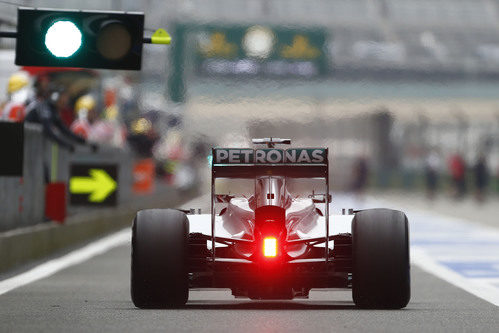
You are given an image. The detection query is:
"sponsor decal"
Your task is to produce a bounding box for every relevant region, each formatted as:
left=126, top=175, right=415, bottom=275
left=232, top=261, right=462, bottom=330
left=214, top=148, right=326, bottom=164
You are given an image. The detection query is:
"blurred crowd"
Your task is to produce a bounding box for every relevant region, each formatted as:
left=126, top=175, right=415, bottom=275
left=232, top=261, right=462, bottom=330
left=349, top=149, right=497, bottom=203
left=0, top=69, right=209, bottom=189
left=0, top=69, right=126, bottom=151
left=423, top=150, right=492, bottom=202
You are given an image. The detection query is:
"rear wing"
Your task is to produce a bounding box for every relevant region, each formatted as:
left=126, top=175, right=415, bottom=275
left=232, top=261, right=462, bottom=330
left=210, top=146, right=331, bottom=262
left=211, top=148, right=328, bottom=178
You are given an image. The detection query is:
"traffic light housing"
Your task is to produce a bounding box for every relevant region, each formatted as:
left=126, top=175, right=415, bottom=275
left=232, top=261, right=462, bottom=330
left=15, top=8, right=145, bottom=70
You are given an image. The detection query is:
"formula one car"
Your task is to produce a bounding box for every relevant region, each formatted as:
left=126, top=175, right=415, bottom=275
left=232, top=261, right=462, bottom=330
left=131, top=138, right=410, bottom=309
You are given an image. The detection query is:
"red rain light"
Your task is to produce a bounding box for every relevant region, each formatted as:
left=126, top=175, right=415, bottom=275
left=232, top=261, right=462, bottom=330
left=263, top=237, right=277, bottom=257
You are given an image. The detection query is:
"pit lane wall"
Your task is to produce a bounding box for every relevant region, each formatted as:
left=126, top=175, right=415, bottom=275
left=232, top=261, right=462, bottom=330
left=0, top=123, right=200, bottom=272
left=0, top=124, right=45, bottom=231
left=0, top=186, right=197, bottom=273
left=0, top=123, right=136, bottom=231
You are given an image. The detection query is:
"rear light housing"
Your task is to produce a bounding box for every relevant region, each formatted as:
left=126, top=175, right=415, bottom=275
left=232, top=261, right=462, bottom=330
left=254, top=205, right=287, bottom=261
left=263, top=237, right=277, bottom=257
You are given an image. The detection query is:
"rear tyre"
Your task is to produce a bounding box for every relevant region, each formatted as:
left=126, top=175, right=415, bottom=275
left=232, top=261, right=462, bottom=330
left=352, top=208, right=410, bottom=309
left=131, top=209, right=189, bottom=308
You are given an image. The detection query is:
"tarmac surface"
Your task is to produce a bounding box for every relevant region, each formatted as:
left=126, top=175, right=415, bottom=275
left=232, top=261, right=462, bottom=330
left=1, top=193, right=498, bottom=332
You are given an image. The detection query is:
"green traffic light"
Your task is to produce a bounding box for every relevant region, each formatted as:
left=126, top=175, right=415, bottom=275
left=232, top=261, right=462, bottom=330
left=44, top=21, right=82, bottom=58
left=16, top=8, right=146, bottom=69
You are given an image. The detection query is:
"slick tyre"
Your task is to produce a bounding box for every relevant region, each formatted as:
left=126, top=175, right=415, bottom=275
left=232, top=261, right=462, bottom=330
left=352, top=208, right=410, bottom=309
left=131, top=209, right=189, bottom=308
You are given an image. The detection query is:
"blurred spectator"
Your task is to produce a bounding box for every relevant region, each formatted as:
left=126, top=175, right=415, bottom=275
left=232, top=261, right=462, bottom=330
left=104, top=88, right=116, bottom=110
left=350, top=156, right=369, bottom=196
left=24, top=89, right=87, bottom=152
left=448, top=153, right=467, bottom=199
left=89, top=89, right=127, bottom=148
left=56, top=90, right=74, bottom=127
left=473, top=154, right=489, bottom=202
left=70, top=95, right=96, bottom=140
left=90, top=105, right=127, bottom=147
left=127, top=117, right=159, bottom=158
left=33, top=75, right=51, bottom=100
left=424, top=149, right=442, bottom=199
left=1, top=72, right=31, bottom=122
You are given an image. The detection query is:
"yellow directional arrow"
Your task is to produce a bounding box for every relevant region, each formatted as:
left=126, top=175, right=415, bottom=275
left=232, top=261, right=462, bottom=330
left=70, top=169, right=117, bottom=203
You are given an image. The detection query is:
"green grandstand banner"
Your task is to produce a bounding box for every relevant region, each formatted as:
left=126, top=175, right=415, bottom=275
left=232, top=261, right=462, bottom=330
left=194, top=25, right=327, bottom=78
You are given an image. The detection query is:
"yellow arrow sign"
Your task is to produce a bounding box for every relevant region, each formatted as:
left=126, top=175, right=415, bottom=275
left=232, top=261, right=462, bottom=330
left=69, top=169, right=117, bottom=203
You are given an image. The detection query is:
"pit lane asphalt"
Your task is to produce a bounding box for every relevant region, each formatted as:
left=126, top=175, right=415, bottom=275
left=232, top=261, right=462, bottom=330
left=1, top=194, right=498, bottom=332
left=1, top=244, right=498, bottom=332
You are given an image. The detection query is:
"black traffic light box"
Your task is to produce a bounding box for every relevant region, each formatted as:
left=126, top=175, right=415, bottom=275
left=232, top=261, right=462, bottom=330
left=15, top=7, right=144, bottom=70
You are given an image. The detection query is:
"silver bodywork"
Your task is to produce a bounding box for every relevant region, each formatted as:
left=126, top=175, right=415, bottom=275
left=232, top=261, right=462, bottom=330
left=188, top=174, right=353, bottom=258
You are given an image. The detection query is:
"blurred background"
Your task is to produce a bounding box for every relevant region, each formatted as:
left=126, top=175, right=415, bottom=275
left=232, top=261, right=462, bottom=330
left=1, top=0, right=498, bottom=232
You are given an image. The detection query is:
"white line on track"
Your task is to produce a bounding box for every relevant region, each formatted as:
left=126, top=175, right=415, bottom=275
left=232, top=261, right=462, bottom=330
left=0, top=193, right=210, bottom=297
left=411, top=248, right=499, bottom=306
left=0, top=228, right=130, bottom=296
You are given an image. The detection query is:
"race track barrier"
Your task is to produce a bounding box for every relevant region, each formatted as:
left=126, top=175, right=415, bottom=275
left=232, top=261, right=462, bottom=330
left=0, top=122, right=176, bottom=231
left=0, top=123, right=45, bottom=231
left=0, top=122, right=200, bottom=273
